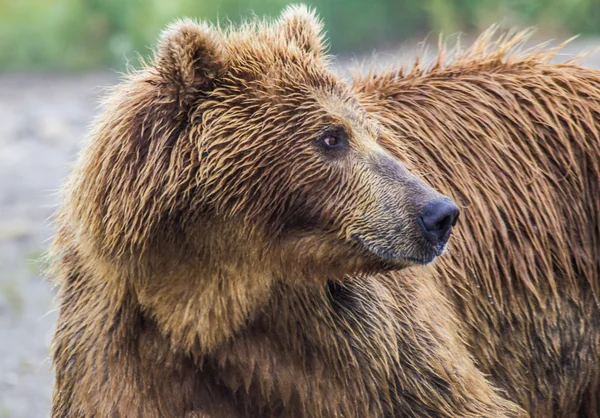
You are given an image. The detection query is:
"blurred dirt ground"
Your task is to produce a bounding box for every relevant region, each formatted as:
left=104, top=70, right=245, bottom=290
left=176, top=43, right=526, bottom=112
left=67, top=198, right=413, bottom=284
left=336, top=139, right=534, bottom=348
left=0, top=72, right=117, bottom=417
left=0, top=39, right=599, bottom=417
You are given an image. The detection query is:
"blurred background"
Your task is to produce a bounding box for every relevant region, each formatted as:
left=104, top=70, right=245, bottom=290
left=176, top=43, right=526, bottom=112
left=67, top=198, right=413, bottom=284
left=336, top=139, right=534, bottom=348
left=2, top=0, right=600, bottom=71
left=1, top=0, right=599, bottom=417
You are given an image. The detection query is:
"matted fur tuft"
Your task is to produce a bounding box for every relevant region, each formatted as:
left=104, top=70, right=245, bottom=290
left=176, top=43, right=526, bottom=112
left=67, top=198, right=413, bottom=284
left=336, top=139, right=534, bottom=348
left=354, top=29, right=600, bottom=417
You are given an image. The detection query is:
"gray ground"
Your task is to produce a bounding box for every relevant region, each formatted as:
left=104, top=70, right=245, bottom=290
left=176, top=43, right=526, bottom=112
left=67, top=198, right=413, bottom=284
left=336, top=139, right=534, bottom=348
left=0, top=39, right=599, bottom=417
left=0, top=73, right=117, bottom=417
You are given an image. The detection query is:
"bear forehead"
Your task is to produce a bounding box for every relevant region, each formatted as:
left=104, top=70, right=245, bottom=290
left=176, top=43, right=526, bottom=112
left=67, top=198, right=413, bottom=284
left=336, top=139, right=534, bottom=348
left=219, top=54, right=367, bottom=128
left=197, top=18, right=378, bottom=140
left=221, top=26, right=335, bottom=82
left=316, top=91, right=376, bottom=134
left=226, top=46, right=338, bottom=91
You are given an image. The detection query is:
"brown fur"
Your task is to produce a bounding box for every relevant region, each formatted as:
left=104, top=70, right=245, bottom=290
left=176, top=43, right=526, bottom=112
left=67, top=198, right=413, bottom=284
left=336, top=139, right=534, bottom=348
left=353, top=30, right=600, bottom=417
left=49, top=7, right=525, bottom=418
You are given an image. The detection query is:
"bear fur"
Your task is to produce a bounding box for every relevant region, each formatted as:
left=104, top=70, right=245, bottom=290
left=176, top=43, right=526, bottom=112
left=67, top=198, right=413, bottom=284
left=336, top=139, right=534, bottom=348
left=49, top=6, right=525, bottom=418
left=354, top=31, right=600, bottom=417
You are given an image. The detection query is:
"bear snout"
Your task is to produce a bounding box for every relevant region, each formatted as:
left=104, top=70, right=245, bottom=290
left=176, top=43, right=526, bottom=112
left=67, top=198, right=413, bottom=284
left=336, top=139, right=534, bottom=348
left=416, top=197, right=460, bottom=250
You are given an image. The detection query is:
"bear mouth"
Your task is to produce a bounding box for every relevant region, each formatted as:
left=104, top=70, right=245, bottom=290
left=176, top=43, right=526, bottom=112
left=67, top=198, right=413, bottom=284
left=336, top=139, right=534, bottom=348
left=351, top=234, right=440, bottom=266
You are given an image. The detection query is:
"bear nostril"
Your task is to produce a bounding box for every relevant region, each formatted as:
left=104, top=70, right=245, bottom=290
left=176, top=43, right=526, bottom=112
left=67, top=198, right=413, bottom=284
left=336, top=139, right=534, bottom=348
left=451, top=211, right=460, bottom=227
left=417, top=198, right=460, bottom=247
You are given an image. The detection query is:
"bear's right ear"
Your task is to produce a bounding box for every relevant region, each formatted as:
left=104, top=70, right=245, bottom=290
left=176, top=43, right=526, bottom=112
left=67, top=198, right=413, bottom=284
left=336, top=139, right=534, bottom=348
left=155, top=19, right=228, bottom=104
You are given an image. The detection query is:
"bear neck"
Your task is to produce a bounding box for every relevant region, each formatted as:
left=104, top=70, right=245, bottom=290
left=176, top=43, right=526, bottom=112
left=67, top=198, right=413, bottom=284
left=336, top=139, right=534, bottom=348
left=131, top=217, right=285, bottom=357
left=130, top=215, right=385, bottom=358
left=52, top=221, right=522, bottom=417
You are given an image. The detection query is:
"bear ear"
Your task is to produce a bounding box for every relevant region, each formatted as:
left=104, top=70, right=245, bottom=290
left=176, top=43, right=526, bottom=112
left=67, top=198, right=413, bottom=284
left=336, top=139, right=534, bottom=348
left=278, top=4, right=326, bottom=56
left=155, top=19, right=228, bottom=103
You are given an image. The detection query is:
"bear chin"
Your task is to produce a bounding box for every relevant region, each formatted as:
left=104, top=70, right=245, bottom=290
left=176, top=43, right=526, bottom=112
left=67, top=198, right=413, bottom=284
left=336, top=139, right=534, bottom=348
left=351, top=233, right=441, bottom=267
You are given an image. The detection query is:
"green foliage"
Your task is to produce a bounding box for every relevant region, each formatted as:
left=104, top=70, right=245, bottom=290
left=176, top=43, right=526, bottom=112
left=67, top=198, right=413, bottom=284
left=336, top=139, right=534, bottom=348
left=1, top=0, right=598, bottom=71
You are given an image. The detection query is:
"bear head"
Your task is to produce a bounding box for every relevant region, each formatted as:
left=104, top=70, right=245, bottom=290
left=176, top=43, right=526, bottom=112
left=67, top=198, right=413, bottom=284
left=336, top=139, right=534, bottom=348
left=65, top=6, right=458, bottom=283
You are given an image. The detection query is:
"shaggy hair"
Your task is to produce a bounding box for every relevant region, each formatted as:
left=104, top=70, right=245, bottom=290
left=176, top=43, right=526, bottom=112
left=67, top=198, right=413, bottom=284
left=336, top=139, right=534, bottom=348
left=48, top=6, right=525, bottom=418
left=354, top=30, right=600, bottom=417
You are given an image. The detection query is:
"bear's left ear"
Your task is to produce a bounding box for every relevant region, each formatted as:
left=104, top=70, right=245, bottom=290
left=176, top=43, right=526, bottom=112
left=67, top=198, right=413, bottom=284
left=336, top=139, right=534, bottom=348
left=155, top=19, right=228, bottom=104
left=278, top=4, right=326, bottom=56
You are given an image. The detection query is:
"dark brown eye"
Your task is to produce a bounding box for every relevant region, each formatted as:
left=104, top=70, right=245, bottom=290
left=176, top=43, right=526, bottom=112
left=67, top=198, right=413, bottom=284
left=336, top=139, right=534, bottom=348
left=322, top=135, right=338, bottom=147
left=317, top=128, right=348, bottom=152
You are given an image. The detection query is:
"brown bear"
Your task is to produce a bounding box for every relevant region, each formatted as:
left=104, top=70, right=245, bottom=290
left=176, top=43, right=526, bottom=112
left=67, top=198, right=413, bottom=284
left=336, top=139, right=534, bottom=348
left=48, top=6, right=525, bottom=418
left=353, top=31, right=600, bottom=417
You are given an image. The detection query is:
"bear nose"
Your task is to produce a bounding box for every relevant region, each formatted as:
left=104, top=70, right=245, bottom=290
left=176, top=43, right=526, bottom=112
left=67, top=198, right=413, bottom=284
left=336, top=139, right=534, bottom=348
left=417, top=198, right=460, bottom=247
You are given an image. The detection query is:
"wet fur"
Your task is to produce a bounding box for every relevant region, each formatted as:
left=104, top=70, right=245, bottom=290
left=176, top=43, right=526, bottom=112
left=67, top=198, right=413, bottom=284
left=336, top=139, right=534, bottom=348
left=354, top=31, right=600, bottom=417
left=49, top=7, right=525, bottom=418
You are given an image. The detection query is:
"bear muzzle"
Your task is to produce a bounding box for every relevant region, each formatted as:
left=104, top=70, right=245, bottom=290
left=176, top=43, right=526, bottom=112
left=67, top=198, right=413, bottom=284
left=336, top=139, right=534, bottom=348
left=417, top=197, right=460, bottom=253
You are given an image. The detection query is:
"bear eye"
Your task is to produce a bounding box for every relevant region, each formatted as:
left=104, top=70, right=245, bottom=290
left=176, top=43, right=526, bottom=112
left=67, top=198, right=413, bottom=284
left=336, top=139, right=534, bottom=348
left=322, top=135, right=338, bottom=147
left=317, top=128, right=348, bottom=152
